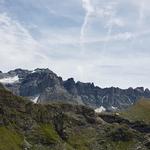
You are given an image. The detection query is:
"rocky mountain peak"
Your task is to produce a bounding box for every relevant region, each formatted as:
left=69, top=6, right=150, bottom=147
left=145, top=88, right=150, bottom=93
left=6, top=68, right=31, bottom=80
left=63, top=78, right=77, bottom=95
left=33, top=68, right=54, bottom=74
left=8, top=68, right=30, bottom=75
left=135, top=87, right=144, bottom=93
left=19, top=68, right=63, bottom=97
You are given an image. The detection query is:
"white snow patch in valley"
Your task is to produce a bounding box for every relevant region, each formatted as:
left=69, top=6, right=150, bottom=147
left=95, top=106, right=106, bottom=113
left=111, top=106, right=117, bottom=110
left=0, top=76, right=19, bottom=84
left=31, top=95, right=40, bottom=103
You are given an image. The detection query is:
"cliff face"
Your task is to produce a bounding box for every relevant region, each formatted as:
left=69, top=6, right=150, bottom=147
left=0, top=68, right=150, bottom=110
left=0, top=87, right=150, bottom=150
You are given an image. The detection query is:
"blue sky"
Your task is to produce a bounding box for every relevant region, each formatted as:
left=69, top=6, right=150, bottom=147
left=0, top=0, right=150, bottom=88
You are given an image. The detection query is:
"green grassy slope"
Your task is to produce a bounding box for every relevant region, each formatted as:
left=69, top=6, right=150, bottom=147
left=0, top=127, right=23, bottom=150
left=121, top=98, right=150, bottom=124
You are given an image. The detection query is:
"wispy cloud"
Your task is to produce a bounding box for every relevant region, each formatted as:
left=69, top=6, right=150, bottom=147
left=80, top=0, right=94, bottom=43
left=0, top=13, right=47, bottom=70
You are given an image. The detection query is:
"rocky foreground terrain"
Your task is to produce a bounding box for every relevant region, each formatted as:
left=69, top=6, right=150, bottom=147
left=0, top=68, right=150, bottom=110
left=0, top=83, right=150, bottom=150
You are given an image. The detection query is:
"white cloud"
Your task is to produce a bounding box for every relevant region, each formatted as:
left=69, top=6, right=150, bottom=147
left=0, top=0, right=150, bottom=89
left=0, top=13, right=47, bottom=71
left=80, top=0, right=94, bottom=43
left=107, top=18, right=125, bottom=27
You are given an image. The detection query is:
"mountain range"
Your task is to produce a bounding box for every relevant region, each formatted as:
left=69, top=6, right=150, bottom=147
left=0, top=68, right=150, bottom=111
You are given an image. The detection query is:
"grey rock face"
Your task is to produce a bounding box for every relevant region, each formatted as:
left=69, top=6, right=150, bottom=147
left=62, top=79, right=150, bottom=109
left=38, top=85, right=80, bottom=104
left=19, top=68, right=62, bottom=96
left=0, top=68, right=84, bottom=105
left=63, top=78, right=78, bottom=96
left=0, top=68, right=150, bottom=110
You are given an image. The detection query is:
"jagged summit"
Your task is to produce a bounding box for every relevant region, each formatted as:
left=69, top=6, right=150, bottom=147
left=0, top=68, right=150, bottom=110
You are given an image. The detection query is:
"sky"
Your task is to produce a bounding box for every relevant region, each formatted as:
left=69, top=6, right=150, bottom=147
left=0, top=0, right=150, bottom=88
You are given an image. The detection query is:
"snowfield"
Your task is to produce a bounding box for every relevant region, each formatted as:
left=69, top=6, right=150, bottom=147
left=0, top=76, right=19, bottom=84
left=95, top=106, right=106, bottom=113
left=31, top=95, right=40, bottom=103
left=111, top=106, right=117, bottom=110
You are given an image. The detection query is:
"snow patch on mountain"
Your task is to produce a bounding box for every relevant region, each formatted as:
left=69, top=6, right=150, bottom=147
left=31, top=95, right=40, bottom=103
left=111, top=106, right=117, bottom=110
left=0, top=76, right=19, bottom=84
left=95, top=106, right=106, bottom=113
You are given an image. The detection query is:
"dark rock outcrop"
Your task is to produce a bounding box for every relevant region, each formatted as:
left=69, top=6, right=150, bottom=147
left=63, top=78, right=77, bottom=95
left=99, top=113, right=150, bottom=133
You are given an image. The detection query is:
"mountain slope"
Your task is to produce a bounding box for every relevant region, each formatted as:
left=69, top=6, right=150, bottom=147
left=121, top=98, right=150, bottom=124
left=0, top=87, right=150, bottom=150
